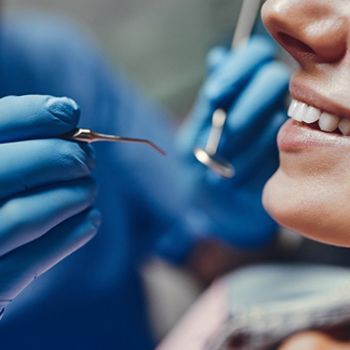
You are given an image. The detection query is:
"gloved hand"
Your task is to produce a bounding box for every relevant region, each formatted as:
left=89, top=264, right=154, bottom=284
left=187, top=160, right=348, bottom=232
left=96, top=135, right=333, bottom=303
left=157, top=37, right=290, bottom=262
left=0, top=95, right=100, bottom=318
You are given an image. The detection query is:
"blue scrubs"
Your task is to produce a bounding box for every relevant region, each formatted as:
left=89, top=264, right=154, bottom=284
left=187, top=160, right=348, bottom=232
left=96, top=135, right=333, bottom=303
left=0, top=17, right=194, bottom=349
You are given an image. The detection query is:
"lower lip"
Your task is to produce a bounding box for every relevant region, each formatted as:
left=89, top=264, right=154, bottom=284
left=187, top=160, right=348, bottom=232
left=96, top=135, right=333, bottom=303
left=277, top=119, right=347, bottom=152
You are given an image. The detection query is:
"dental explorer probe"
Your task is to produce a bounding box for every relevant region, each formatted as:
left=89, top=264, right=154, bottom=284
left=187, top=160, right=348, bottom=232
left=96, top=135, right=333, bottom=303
left=194, top=0, right=262, bottom=178
left=64, top=128, right=166, bottom=156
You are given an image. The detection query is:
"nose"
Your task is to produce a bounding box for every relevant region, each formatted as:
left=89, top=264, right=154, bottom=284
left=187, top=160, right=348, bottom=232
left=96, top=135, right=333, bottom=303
left=262, top=0, right=349, bottom=65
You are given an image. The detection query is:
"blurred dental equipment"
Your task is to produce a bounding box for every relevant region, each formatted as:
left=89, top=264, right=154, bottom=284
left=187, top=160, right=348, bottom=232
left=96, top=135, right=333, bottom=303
left=194, top=0, right=262, bottom=178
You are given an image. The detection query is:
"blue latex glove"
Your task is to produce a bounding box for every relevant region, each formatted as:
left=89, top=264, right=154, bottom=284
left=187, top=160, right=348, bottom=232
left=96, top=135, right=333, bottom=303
left=0, top=95, right=100, bottom=318
left=157, top=37, right=290, bottom=262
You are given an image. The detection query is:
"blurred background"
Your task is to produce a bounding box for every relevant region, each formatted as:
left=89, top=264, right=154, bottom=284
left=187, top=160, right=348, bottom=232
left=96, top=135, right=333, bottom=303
left=5, top=0, right=243, bottom=118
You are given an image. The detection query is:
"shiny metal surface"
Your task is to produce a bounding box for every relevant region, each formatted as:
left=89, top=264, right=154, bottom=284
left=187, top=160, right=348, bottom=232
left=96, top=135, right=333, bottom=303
left=194, top=148, right=234, bottom=178
left=64, top=128, right=166, bottom=155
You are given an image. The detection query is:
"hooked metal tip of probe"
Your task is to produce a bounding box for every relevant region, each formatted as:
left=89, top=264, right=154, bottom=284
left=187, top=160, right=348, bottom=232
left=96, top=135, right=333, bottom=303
left=137, top=140, right=166, bottom=156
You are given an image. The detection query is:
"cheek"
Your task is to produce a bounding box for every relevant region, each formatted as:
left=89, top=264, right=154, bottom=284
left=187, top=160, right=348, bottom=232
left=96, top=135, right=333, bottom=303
left=263, top=167, right=350, bottom=247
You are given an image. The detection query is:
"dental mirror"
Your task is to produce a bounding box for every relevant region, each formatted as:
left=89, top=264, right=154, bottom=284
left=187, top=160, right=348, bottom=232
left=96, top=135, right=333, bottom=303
left=194, top=0, right=262, bottom=178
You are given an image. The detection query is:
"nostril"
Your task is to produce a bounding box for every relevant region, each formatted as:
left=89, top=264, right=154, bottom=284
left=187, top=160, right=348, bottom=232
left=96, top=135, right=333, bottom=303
left=277, top=32, right=316, bottom=56
left=262, top=0, right=348, bottom=65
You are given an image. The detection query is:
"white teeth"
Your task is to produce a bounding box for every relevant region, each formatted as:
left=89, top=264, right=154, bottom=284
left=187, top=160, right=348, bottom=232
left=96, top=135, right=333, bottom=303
left=287, top=98, right=350, bottom=135
left=339, top=119, right=350, bottom=136
left=319, top=112, right=340, bottom=132
left=303, top=106, right=321, bottom=124
left=288, top=100, right=298, bottom=119
left=293, top=101, right=307, bottom=122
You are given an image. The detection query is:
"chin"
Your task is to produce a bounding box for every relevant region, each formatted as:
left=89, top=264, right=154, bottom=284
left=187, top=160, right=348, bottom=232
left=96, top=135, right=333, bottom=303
left=263, top=167, right=350, bottom=248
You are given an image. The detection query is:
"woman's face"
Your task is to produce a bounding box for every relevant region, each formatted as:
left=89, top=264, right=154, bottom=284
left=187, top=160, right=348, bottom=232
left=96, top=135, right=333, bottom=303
left=262, top=0, right=350, bottom=246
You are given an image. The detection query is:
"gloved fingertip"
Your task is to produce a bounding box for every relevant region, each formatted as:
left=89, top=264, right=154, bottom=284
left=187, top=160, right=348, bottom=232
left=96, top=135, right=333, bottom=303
left=73, top=209, right=101, bottom=248
left=59, top=208, right=102, bottom=252
left=79, top=142, right=97, bottom=171
left=87, top=178, right=99, bottom=202
left=88, top=208, right=102, bottom=230
left=73, top=176, right=99, bottom=204
left=207, top=47, right=229, bottom=72
left=46, top=96, right=80, bottom=126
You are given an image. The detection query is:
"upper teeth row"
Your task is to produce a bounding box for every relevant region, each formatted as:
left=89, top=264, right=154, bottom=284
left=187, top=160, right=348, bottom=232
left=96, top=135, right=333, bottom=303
left=288, top=99, right=350, bottom=136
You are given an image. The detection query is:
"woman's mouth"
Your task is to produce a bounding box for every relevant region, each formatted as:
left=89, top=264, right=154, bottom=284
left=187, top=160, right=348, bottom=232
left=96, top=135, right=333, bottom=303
left=278, top=98, right=350, bottom=152
left=288, top=99, right=350, bottom=135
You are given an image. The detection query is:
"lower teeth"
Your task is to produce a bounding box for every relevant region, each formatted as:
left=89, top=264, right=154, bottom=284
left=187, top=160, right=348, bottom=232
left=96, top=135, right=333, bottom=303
left=298, top=121, right=342, bottom=135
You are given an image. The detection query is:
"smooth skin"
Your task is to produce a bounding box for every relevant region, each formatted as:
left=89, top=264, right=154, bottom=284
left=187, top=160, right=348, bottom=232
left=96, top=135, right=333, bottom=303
left=262, top=0, right=350, bottom=348
left=0, top=95, right=100, bottom=314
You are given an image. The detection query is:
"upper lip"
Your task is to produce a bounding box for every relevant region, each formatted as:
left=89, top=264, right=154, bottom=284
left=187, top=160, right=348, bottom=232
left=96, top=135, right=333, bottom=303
left=290, top=79, right=350, bottom=120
